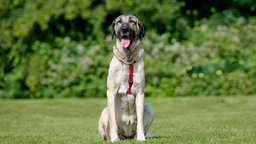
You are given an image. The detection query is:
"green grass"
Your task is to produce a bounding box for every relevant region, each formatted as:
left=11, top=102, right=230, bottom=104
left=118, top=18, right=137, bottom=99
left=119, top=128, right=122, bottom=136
left=0, top=97, right=256, bottom=144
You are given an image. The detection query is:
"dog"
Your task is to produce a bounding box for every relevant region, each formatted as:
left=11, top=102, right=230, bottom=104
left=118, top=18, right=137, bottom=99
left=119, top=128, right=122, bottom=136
left=98, top=14, right=154, bottom=142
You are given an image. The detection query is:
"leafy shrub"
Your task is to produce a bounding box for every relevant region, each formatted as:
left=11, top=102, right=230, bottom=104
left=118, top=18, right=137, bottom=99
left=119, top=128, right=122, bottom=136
left=1, top=17, right=256, bottom=98
left=143, top=17, right=256, bottom=96
left=1, top=0, right=256, bottom=98
left=0, top=0, right=185, bottom=98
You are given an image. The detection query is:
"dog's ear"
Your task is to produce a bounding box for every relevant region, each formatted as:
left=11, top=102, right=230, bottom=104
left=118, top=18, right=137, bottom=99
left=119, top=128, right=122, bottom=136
left=111, top=20, right=116, bottom=40
left=138, top=21, right=145, bottom=40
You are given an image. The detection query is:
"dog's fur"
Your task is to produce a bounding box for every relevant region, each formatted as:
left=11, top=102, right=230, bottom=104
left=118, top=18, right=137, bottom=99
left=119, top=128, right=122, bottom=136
left=98, top=14, right=154, bottom=142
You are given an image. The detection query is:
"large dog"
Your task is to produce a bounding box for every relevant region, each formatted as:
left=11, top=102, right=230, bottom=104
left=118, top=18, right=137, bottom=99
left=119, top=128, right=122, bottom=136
left=98, top=14, right=154, bottom=142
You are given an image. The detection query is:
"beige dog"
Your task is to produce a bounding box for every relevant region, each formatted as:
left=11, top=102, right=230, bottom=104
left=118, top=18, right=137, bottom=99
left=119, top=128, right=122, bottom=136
left=98, top=14, right=154, bottom=142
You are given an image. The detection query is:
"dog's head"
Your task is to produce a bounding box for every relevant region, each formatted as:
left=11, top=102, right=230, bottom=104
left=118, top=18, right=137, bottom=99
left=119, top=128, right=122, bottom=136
left=112, top=14, right=145, bottom=49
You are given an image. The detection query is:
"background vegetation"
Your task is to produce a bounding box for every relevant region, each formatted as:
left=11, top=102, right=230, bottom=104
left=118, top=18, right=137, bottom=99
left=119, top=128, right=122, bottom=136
left=1, top=0, right=256, bottom=98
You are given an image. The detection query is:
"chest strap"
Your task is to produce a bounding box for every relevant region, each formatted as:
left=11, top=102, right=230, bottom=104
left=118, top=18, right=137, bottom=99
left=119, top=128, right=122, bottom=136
left=126, top=64, right=134, bottom=94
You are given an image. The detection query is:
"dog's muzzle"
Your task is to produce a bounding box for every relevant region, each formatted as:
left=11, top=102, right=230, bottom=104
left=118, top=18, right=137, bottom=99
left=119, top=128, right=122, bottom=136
left=119, top=24, right=131, bottom=48
left=121, top=24, right=129, bottom=35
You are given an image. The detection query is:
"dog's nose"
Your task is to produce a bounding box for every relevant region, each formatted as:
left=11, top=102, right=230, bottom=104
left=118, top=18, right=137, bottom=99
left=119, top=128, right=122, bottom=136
left=121, top=24, right=129, bottom=31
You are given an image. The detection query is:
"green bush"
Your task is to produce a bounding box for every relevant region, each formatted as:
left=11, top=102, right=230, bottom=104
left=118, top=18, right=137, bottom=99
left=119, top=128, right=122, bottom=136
left=0, top=0, right=184, bottom=98
left=1, top=0, right=256, bottom=98
left=2, top=37, right=112, bottom=98
left=143, top=17, right=256, bottom=96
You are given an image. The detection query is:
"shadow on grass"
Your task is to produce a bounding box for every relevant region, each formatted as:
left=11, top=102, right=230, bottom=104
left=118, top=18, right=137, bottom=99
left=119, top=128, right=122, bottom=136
left=93, top=136, right=171, bottom=143
left=151, top=135, right=172, bottom=140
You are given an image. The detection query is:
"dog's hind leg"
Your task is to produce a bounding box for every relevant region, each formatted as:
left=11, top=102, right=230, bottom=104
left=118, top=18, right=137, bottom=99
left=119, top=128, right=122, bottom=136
left=98, top=107, right=110, bottom=141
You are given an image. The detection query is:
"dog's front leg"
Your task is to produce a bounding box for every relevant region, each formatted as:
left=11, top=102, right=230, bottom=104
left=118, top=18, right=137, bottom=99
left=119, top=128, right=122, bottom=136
left=136, top=92, right=146, bottom=141
left=107, top=90, right=120, bottom=142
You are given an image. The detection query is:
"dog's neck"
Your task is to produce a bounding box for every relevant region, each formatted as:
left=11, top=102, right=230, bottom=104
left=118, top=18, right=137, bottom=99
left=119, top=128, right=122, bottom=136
left=113, top=40, right=143, bottom=64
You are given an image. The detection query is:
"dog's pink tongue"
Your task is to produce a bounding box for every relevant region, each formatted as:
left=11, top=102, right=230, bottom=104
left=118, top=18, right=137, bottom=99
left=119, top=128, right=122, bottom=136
left=121, top=38, right=130, bottom=48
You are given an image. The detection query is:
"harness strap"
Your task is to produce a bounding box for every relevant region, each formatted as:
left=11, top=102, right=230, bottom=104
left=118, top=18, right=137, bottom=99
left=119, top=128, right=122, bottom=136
left=126, top=64, right=134, bottom=94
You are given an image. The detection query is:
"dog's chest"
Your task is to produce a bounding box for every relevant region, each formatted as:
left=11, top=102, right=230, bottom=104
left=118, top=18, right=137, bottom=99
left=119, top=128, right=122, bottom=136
left=116, top=65, right=143, bottom=95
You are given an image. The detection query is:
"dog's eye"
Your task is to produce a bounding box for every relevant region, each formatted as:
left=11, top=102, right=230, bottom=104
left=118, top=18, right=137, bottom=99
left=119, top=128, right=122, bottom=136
left=129, top=20, right=136, bottom=24
left=117, top=20, right=122, bottom=25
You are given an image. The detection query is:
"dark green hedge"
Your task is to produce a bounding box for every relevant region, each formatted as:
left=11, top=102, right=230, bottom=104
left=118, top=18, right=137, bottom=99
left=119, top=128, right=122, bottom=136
left=1, top=0, right=256, bottom=98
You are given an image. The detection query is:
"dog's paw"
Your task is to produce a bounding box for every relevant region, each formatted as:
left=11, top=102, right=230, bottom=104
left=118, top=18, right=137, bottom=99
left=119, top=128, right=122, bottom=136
left=110, top=134, right=120, bottom=142
left=137, top=134, right=146, bottom=141
left=110, top=138, right=120, bottom=142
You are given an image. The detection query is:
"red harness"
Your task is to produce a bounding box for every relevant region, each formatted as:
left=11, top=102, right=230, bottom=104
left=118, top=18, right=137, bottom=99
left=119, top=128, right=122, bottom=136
left=126, top=64, right=134, bottom=94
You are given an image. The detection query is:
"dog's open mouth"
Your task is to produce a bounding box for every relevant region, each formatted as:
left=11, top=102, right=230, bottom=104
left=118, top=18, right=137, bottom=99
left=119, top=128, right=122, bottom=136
left=120, top=37, right=131, bottom=48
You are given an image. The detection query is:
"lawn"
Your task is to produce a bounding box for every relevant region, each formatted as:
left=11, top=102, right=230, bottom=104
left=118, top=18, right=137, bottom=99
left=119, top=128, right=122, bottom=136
left=0, top=96, right=256, bottom=144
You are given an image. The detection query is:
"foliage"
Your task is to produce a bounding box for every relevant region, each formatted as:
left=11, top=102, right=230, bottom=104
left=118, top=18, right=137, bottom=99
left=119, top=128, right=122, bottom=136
left=180, top=0, right=256, bottom=24
left=1, top=37, right=113, bottom=98
left=105, top=0, right=186, bottom=35
left=1, top=0, right=256, bottom=98
left=144, top=17, right=256, bottom=96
